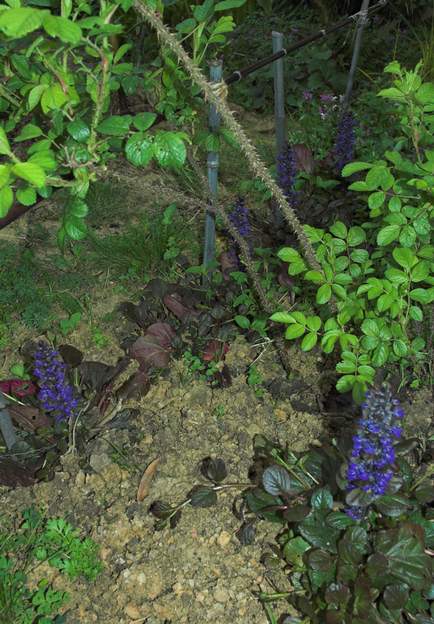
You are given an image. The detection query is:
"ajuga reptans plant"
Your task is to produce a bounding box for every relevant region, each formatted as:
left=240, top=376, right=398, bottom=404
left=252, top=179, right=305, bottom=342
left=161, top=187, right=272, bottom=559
left=150, top=383, right=434, bottom=623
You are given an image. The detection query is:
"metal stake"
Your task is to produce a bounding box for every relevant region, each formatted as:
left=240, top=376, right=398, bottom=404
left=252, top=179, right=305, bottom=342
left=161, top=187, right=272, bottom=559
left=203, top=59, right=223, bottom=283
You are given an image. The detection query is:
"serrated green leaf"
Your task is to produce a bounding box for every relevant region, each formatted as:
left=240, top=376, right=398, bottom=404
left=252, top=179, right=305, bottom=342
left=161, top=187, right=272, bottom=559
left=12, top=162, right=46, bottom=187
left=0, top=185, right=13, bottom=217
left=98, top=115, right=132, bottom=136
left=0, top=7, right=43, bottom=37
left=43, top=14, right=82, bottom=44
left=410, top=288, right=434, bottom=304
left=153, top=131, right=187, bottom=169
left=16, top=186, right=36, bottom=206
left=15, top=123, right=43, bottom=142
left=67, top=119, right=90, bottom=143
left=125, top=133, right=154, bottom=167
left=133, top=112, right=157, bottom=131
left=329, top=221, right=347, bottom=239
left=377, top=224, right=400, bottom=246
left=393, top=247, right=416, bottom=269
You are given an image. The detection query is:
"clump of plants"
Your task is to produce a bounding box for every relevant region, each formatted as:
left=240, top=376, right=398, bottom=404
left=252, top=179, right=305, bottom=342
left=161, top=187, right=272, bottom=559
left=272, top=61, right=434, bottom=401
left=149, top=383, right=434, bottom=623
left=0, top=506, right=102, bottom=624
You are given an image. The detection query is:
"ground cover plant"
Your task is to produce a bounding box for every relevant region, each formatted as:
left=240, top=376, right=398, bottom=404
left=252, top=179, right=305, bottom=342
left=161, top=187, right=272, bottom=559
left=0, top=0, right=433, bottom=623
left=0, top=506, right=102, bottom=623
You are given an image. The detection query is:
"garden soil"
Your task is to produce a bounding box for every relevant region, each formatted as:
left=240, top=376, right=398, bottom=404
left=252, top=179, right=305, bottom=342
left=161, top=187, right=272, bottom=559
left=1, top=335, right=432, bottom=624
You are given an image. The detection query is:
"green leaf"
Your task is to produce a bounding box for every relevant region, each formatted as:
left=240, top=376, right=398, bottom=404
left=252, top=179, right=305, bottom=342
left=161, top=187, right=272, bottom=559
left=416, top=82, right=434, bottom=105
left=376, top=526, right=431, bottom=590
left=215, top=0, right=246, bottom=9
left=393, top=247, right=416, bottom=270
left=347, top=226, right=366, bottom=247
left=40, top=84, right=68, bottom=112
left=288, top=259, right=307, bottom=275
left=338, top=526, right=369, bottom=582
left=316, top=283, right=332, bottom=304
left=283, top=536, right=310, bottom=564
left=411, top=261, right=430, bottom=283
left=263, top=465, right=300, bottom=496
left=125, top=133, right=154, bottom=167
left=300, top=510, right=340, bottom=553
left=311, top=488, right=333, bottom=511
left=0, top=7, right=43, bottom=37
left=341, top=161, right=372, bottom=176
left=16, top=186, right=37, bottom=206
left=192, top=0, right=214, bottom=21
left=97, top=115, right=132, bottom=136
left=410, top=288, right=434, bottom=304
left=43, top=15, right=82, bottom=44
left=329, top=221, right=347, bottom=239
left=377, top=224, right=400, bottom=246
left=305, top=270, right=324, bottom=283
left=374, top=495, right=409, bottom=517
left=67, top=119, right=90, bottom=143
left=366, top=165, right=394, bottom=191
left=189, top=485, right=217, bottom=507
left=270, top=312, right=296, bottom=324
left=12, top=162, right=46, bottom=187
left=336, top=359, right=356, bottom=374
left=28, top=150, right=56, bottom=171
left=175, top=17, right=197, bottom=33
left=234, top=315, right=250, bottom=329
left=285, top=323, right=305, bottom=339
left=301, top=332, right=317, bottom=351
left=385, top=267, right=408, bottom=285
left=133, top=112, right=157, bottom=131
left=388, top=196, right=402, bottom=212
left=64, top=215, right=87, bottom=240
left=153, top=131, right=187, bottom=169
left=28, top=85, right=47, bottom=111
left=368, top=190, right=386, bottom=211
left=0, top=127, right=11, bottom=156
left=68, top=197, right=88, bottom=218
left=0, top=186, right=13, bottom=218
left=277, top=247, right=300, bottom=263
left=15, top=123, right=43, bottom=142
left=377, top=86, right=405, bottom=101
left=409, top=306, right=423, bottom=321
left=306, top=316, right=321, bottom=331
left=336, top=375, right=355, bottom=393
left=399, top=224, right=416, bottom=248
left=392, top=339, right=408, bottom=357
left=0, top=165, right=10, bottom=188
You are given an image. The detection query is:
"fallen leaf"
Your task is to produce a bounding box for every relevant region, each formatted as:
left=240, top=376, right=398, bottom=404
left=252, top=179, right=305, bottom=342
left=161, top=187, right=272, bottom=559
left=137, top=457, right=160, bottom=502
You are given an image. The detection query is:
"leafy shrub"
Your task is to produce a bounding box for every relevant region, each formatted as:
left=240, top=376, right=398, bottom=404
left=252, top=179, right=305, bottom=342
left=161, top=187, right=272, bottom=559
left=272, top=61, right=434, bottom=401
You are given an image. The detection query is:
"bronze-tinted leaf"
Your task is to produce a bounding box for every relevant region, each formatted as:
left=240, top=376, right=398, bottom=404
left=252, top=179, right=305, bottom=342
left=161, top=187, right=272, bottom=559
left=117, top=370, right=150, bottom=401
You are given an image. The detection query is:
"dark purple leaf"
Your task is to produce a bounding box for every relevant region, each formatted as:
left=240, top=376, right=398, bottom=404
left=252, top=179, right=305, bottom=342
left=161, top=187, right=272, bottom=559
left=58, top=344, right=83, bottom=368
left=117, top=370, right=150, bottom=400
left=129, top=322, right=175, bottom=369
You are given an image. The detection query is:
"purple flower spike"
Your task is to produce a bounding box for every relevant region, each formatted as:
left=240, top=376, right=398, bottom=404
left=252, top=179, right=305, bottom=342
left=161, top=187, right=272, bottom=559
left=229, top=197, right=250, bottom=239
left=334, top=112, right=357, bottom=173
left=33, top=342, right=78, bottom=422
left=345, top=384, right=404, bottom=519
left=277, top=143, right=298, bottom=204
